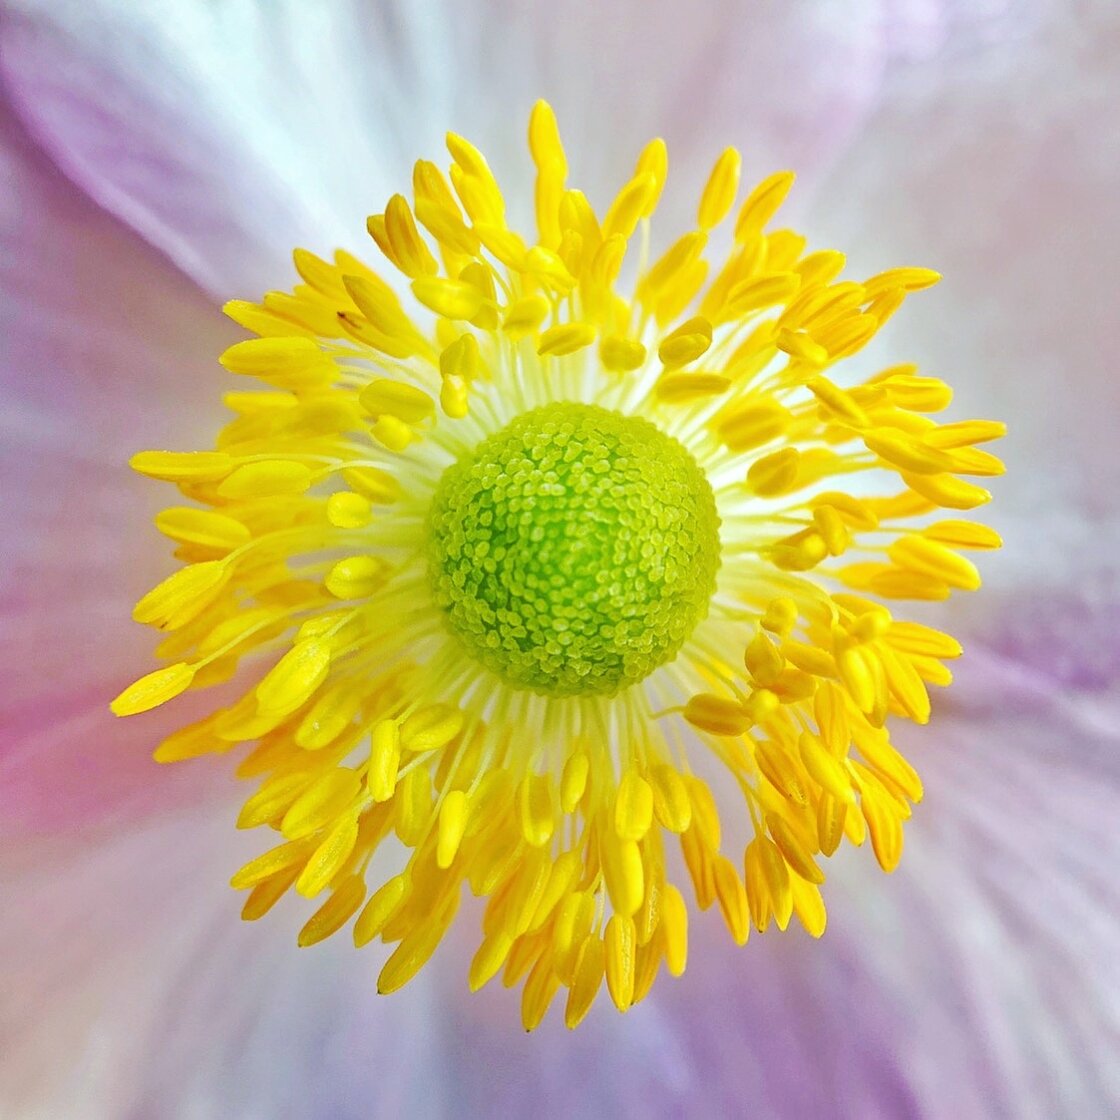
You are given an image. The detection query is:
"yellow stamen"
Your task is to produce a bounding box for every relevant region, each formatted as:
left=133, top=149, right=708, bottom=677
left=114, top=101, right=1003, bottom=1030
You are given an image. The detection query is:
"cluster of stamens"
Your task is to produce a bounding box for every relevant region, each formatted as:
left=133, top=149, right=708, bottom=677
left=113, top=101, right=1003, bottom=1030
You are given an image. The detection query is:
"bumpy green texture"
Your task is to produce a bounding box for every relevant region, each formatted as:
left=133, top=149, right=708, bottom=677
left=427, top=403, right=720, bottom=696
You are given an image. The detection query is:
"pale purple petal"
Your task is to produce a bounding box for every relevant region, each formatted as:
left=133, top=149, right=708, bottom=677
left=0, top=0, right=902, bottom=297
left=450, top=637, right=1120, bottom=1118
left=0, top=0, right=395, bottom=295
left=0, top=810, right=443, bottom=1118
left=1, top=0, right=1118, bottom=1117
left=810, top=0, right=1120, bottom=580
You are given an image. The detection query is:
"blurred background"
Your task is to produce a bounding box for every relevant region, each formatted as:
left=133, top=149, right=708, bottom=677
left=1, top=1, right=1118, bottom=1117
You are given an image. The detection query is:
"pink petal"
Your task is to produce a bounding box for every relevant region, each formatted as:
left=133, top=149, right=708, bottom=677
left=0, top=93, right=236, bottom=826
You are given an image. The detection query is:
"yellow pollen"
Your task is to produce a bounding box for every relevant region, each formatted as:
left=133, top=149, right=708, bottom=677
left=114, top=99, right=1004, bottom=1030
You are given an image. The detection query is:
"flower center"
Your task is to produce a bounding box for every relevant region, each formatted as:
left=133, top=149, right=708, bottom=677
left=427, top=402, right=721, bottom=697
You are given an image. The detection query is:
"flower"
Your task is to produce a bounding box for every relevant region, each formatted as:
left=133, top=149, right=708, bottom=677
left=3, top=2, right=1119, bottom=1116
left=111, top=100, right=1002, bottom=1028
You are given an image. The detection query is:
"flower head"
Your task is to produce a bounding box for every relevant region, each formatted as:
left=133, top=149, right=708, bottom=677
left=113, top=100, right=1003, bottom=1029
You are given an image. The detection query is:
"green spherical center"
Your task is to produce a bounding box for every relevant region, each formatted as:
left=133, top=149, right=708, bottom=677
left=426, top=402, right=720, bottom=697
